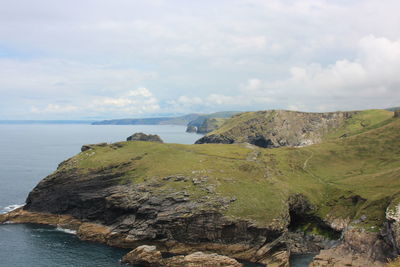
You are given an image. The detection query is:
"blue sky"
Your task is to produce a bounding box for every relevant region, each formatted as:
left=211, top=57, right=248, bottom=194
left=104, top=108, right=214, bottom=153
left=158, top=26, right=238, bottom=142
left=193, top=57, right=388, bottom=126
left=1, top=0, right=400, bottom=119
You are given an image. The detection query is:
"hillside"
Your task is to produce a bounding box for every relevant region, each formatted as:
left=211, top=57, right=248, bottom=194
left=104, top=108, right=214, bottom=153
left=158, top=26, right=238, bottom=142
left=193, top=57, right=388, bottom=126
left=92, top=113, right=200, bottom=125
left=196, top=109, right=394, bottom=147
left=1, top=109, right=400, bottom=266
left=186, top=111, right=240, bottom=133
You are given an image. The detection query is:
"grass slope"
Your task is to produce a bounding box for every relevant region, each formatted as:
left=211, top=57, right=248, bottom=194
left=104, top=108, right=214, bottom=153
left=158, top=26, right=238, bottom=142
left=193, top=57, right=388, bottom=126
left=60, top=113, right=400, bottom=231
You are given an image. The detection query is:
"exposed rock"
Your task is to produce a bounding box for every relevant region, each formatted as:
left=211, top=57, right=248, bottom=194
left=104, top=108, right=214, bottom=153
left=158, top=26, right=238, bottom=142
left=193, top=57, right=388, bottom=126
left=384, top=199, right=400, bottom=255
left=23, top=165, right=284, bottom=263
left=196, top=118, right=228, bottom=134
left=165, top=251, right=243, bottom=267
left=81, top=142, right=107, bottom=152
left=122, top=245, right=163, bottom=267
left=126, top=132, right=163, bottom=143
left=123, top=246, right=244, bottom=267
left=186, top=125, right=198, bottom=133
left=196, top=110, right=356, bottom=147
left=195, top=134, right=234, bottom=144
left=394, top=110, right=400, bottom=118
left=186, top=111, right=240, bottom=134
left=310, top=228, right=393, bottom=267
left=258, top=250, right=289, bottom=267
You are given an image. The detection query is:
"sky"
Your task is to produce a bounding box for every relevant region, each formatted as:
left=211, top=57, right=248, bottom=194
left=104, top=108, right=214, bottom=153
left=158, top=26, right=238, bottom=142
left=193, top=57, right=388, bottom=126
left=1, top=0, right=400, bottom=119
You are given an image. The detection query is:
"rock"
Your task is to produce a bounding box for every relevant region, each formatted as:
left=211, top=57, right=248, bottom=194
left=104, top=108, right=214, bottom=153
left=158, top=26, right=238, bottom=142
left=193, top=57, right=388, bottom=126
left=196, top=118, right=228, bottom=134
left=195, top=134, right=234, bottom=144
left=258, top=250, right=289, bottom=267
left=0, top=208, right=82, bottom=231
left=77, top=223, right=112, bottom=243
left=121, top=245, right=163, bottom=267
left=186, top=125, right=198, bottom=133
left=126, top=132, right=163, bottom=143
left=122, top=246, right=243, bottom=267
left=394, top=110, right=400, bottom=118
left=81, top=142, right=107, bottom=152
left=165, top=251, right=243, bottom=267
left=309, top=228, right=391, bottom=267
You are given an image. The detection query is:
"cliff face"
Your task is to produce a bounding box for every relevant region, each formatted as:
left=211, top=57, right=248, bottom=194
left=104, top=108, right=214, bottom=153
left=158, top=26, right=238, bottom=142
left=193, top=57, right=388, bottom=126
left=196, top=109, right=393, bottom=148
left=186, top=111, right=240, bottom=134
left=2, top=109, right=400, bottom=266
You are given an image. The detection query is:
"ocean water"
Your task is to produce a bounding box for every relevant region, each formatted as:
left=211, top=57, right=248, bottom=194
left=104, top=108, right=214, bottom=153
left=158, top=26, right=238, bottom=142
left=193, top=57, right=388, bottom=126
left=0, top=124, right=201, bottom=267
left=0, top=124, right=312, bottom=267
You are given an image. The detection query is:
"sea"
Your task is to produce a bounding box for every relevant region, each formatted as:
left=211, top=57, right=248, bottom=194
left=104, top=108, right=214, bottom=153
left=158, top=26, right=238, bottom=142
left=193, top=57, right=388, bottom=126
left=0, top=123, right=313, bottom=267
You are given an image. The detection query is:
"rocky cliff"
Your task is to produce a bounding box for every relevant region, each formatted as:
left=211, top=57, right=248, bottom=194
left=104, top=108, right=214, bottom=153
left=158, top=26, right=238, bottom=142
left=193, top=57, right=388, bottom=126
left=1, top=109, right=400, bottom=266
left=196, top=109, right=393, bottom=148
left=186, top=111, right=240, bottom=134
left=126, top=132, right=163, bottom=143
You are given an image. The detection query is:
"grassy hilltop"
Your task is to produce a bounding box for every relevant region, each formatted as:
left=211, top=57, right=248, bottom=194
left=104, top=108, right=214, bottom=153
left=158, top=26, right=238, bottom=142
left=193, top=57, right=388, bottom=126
left=59, top=109, right=399, bottom=231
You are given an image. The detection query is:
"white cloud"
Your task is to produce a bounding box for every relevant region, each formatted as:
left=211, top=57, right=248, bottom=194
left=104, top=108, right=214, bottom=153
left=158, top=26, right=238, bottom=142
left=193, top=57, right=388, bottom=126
left=1, top=1, right=400, bottom=118
left=173, top=35, right=400, bottom=112
left=31, top=104, right=79, bottom=114
left=30, top=87, right=160, bottom=116
left=91, top=88, right=160, bottom=114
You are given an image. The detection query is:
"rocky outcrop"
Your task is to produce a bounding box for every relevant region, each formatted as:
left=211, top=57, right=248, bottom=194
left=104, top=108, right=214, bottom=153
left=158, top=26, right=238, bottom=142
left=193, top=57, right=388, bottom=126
left=122, top=246, right=243, bottom=267
left=394, top=110, right=400, bottom=118
left=196, top=110, right=356, bottom=147
left=22, top=163, right=285, bottom=264
left=186, top=125, right=198, bottom=133
left=196, top=118, right=228, bottom=134
left=126, top=132, right=163, bottom=143
left=165, top=251, right=243, bottom=267
left=121, top=245, right=163, bottom=267
left=186, top=112, right=240, bottom=134
left=310, top=229, right=391, bottom=267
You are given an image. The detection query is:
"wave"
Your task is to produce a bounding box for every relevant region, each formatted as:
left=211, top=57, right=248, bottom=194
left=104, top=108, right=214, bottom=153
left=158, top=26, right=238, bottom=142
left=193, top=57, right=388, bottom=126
left=0, top=204, right=24, bottom=214
left=55, top=227, right=77, bottom=235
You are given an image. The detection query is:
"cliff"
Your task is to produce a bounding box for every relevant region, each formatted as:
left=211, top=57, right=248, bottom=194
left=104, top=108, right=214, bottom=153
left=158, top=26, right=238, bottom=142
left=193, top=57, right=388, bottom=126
left=195, top=109, right=393, bottom=147
left=1, top=109, right=400, bottom=266
left=186, top=111, right=240, bottom=134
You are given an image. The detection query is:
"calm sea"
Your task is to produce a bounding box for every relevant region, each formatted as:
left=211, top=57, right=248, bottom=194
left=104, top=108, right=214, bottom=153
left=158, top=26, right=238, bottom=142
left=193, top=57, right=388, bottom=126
left=0, top=124, right=310, bottom=267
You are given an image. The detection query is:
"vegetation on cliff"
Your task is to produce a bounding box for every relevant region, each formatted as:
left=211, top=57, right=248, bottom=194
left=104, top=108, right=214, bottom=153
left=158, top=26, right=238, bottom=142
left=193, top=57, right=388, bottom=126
left=36, top=109, right=399, bottom=231
left=196, top=109, right=393, bottom=148
left=11, top=108, right=399, bottom=265
left=186, top=111, right=240, bottom=133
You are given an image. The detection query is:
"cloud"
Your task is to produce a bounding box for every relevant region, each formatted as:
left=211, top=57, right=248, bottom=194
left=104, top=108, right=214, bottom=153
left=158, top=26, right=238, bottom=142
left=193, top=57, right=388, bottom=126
left=173, top=35, right=400, bottom=112
left=0, top=1, right=400, bottom=118
left=91, top=88, right=160, bottom=114
left=30, top=87, right=160, bottom=117
left=31, top=104, right=79, bottom=114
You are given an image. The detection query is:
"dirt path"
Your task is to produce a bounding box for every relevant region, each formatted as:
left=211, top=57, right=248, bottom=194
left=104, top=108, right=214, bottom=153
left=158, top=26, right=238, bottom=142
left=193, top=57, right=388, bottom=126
left=244, top=143, right=260, bottom=161
left=303, top=150, right=314, bottom=170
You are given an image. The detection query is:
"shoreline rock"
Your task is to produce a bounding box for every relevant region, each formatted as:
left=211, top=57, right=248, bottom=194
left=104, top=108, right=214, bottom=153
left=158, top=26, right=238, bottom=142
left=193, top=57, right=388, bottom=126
left=1, top=207, right=398, bottom=267
left=122, top=245, right=243, bottom=267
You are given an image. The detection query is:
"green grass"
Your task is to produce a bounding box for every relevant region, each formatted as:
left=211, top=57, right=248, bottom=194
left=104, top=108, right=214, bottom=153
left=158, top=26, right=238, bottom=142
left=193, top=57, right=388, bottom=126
left=58, top=114, right=400, bottom=230
left=323, top=109, right=394, bottom=139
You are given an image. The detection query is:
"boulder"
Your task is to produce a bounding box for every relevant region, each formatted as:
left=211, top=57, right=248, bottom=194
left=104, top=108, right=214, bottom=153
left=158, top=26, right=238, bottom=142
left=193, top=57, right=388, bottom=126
left=165, top=251, right=243, bottom=267
left=121, top=245, right=163, bottom=267
left=126, top=132, right=163, bottom=143
left=122, top=246, right=243, bottom=267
